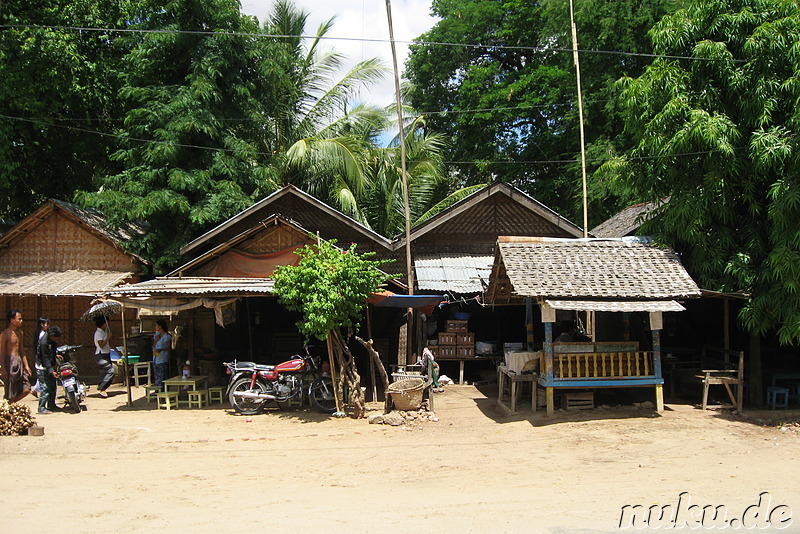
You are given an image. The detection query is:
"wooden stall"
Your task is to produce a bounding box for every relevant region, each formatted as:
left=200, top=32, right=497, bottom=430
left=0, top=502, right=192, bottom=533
left=486, top=237, right=702, bottom=415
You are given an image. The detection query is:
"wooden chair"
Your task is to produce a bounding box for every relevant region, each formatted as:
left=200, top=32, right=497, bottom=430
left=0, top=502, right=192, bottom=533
left=700, top=346, right=744, bottom=414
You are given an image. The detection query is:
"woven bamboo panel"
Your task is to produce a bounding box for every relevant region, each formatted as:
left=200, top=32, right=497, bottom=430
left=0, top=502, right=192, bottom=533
left=238, top=224, right=311, bottom=255
left=0, top=213, right=133, bottom=271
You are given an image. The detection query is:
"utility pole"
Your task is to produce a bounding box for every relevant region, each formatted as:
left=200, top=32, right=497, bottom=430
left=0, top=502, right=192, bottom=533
left=385, top=0, right=414, bottom=367
left=569, top=0, right=589, bottom=238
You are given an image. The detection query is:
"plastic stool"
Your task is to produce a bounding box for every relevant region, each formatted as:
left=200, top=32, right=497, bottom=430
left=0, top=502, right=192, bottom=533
left=207, top=386, right=225, bottom=404
left=157, top=391, right=179, bottom=410
left=187, top=389, right=208, bottom=408
left=767, top=386, right=789, bottom=409
left=132, top=362, right=152, bottom=386
left=144, top=384, right=163, bottom=403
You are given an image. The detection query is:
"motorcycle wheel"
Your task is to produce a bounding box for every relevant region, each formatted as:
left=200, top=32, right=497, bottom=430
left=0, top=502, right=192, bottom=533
left=67, top=390, right=81, bottom=413
left=228, top=377, right=270, bottom=415
left=309, top=377, right=337, bottom=414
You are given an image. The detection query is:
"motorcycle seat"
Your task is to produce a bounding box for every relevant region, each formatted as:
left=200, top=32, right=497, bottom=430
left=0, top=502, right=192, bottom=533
left=236, top=362, right=275, bottom=371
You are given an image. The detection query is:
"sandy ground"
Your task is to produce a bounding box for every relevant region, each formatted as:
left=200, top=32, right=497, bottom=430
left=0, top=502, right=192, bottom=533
left=1, top=382, right=799, bottom=533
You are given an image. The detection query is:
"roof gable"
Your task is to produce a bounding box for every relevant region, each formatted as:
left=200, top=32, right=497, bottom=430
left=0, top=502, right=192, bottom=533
left=398, top=182, right=584, bottom=255
left=0, top=199, right=148, bottom=272
left=180, top=185, right=392, bottom=258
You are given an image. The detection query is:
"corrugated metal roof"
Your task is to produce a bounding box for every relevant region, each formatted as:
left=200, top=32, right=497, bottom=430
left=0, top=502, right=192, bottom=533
left=415, top=253, right=493, bottom=294
left=107, top=277, right=275, bottom=297
left=545, top=299, right=685, bottom=312
left=491, top=237, right=700, bottom=300
left=0, top=270, right=135, bottom=296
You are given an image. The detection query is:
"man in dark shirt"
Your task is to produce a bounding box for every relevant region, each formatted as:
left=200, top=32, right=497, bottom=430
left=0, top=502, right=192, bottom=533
left=36, top=325, right=62, bottom=414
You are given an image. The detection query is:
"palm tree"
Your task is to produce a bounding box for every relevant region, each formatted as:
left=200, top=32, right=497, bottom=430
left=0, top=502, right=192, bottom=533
left=263, top=0, right=388, bottom=217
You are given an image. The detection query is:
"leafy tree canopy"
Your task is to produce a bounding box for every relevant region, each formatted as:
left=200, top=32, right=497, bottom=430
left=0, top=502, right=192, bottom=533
left=0, top=0, right=131, bottom=219
left=272, top=238, right=391, bottom=342
left=405, top=0, right=679, bottom=225
left=616, top=0, right=800, bottom=343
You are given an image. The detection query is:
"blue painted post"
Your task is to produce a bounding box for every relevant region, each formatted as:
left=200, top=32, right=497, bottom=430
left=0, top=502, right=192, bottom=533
left=653, top=329, right=664, bottom=411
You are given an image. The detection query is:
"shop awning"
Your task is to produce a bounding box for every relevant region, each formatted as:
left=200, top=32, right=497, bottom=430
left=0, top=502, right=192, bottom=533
left=368, top=291, right=444, bottom=315
left=0, top=270, right=134, bottom=296
left=544, top=299, right=685, bottom=312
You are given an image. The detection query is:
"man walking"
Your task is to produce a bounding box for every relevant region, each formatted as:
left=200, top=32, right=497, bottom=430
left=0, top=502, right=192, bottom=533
left=36, top=325, right=62, bottom=414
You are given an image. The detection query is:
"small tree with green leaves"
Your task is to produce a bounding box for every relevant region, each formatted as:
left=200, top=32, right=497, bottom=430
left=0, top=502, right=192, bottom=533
left=272, top=238, right=390, bottom=418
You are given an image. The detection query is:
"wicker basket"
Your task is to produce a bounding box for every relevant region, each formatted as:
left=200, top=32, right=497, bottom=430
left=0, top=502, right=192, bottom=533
left=386, top=377, right=425, bottom=411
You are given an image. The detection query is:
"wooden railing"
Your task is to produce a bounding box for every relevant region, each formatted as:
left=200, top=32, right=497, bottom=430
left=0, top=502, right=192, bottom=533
left=553, top=351, right=656, bottom=380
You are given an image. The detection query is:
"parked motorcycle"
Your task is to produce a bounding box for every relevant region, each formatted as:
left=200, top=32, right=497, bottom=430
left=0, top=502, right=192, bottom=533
left=56, top=344, right=87, bottom=413
left=225, top=353, right=336, bottom=415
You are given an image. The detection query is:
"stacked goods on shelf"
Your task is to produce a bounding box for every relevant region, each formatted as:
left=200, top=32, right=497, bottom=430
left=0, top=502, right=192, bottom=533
left=433, top=320, right=476, bottom=359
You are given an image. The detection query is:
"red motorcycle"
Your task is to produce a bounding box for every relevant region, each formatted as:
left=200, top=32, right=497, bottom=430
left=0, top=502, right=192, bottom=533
left=225, top=353, right=336, bottom=415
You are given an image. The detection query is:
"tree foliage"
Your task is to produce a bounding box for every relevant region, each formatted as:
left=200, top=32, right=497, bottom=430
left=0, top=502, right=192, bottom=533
left=616, top=0, right=800, bottom=343
left=272, top=239, right=390, bottom=342
left=0, top=0, right=131, bottom=219
left=76, top=0, right=284, bottom=269
left=405, top=0, right=679, bottom=225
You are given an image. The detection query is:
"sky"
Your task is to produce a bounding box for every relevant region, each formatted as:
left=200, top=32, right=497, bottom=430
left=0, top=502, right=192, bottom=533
left=239, top=0, right=438, bottom=108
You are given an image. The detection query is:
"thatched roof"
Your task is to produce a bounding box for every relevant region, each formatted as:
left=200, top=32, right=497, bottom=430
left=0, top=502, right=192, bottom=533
left=487, top=237, right=700, bottom=305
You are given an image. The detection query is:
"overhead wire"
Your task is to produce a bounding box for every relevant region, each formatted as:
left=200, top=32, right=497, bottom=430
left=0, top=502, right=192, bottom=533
left=0, top=23, right=748, bottom=63
left=0, top=22, right=747, bottom=167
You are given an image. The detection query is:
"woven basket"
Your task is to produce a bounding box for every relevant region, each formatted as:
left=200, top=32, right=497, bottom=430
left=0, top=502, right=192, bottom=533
left=386, top=377, right=425, bottom=411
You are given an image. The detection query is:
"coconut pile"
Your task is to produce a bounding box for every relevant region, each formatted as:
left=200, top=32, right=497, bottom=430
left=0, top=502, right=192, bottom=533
left=0, top=400, right=36, bottom=435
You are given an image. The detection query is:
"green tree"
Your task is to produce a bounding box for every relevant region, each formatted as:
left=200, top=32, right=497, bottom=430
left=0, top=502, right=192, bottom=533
left=0, top=0, right=131, bottom=219
left=273, top=238, right=391, bottom=418
left=267, top=0, right=390, bottom=218
left=77, top=0, right=285, bottom=269
left=616, top=0, right=800, bottom=345
left=405, top=0, right=678, bottom=224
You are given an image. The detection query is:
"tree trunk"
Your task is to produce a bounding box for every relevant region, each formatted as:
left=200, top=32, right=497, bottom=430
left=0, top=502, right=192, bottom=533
left=749, top=332, right=762, bottom=407
left=356, top=336, right=392, bottom=413
left=332, top=330, right=365, bottom=418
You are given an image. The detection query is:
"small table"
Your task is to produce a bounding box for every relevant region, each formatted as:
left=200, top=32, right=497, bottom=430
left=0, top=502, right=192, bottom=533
left=162, top=375, right=209, bottom=406
left=497, top=366, right=536, bottom=414
left=437, top=356, right=493, bottom=384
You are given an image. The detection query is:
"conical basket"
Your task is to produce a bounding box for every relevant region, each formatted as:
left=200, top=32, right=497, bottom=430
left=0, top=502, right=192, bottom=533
left=386, top=377, right=425, bottom=411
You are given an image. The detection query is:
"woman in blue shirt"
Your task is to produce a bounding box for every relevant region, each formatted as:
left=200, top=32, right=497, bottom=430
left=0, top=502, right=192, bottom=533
left=152, top=319, right=172, bottom=387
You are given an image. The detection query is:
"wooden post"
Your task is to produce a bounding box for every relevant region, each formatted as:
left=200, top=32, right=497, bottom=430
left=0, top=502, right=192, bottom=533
left=544, top=321, right=554, bottom=415
left=326, top=331, right=344, bottom=414
left=525, top=298, right=535, bottom=350
left=366, top=304, right=377, bottom=403
left=652, top=328, right=664, bottom=412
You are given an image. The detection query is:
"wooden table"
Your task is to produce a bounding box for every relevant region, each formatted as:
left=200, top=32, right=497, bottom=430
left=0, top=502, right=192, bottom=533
left=437, top=356, right=493, bottom=384
left=497, top=366, right=536, bottom=414
left=162, top=375, right=209, bottom=406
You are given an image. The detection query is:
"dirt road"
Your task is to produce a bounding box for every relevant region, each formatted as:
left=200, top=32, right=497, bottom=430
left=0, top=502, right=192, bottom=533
left=1, top=384, right=798, bottom=533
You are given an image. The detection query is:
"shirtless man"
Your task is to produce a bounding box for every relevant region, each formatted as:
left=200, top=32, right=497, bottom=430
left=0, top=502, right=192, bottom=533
left=1, top=309, right=32, bottom=403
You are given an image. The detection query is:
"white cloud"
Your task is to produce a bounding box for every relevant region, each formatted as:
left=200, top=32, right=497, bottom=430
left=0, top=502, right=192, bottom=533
left=240, top=0, right=437, bottom=108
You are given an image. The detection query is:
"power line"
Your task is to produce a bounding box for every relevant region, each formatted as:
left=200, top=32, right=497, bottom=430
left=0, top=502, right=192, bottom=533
left=0, top=23, right=747, bottom=63
left=1, top=111, right=734, bottom=166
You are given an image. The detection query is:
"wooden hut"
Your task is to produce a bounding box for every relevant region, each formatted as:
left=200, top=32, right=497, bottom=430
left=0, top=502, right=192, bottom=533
left=0, top=200, right=148, bottom=373
left=486, top=236, right=701, bottom=414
